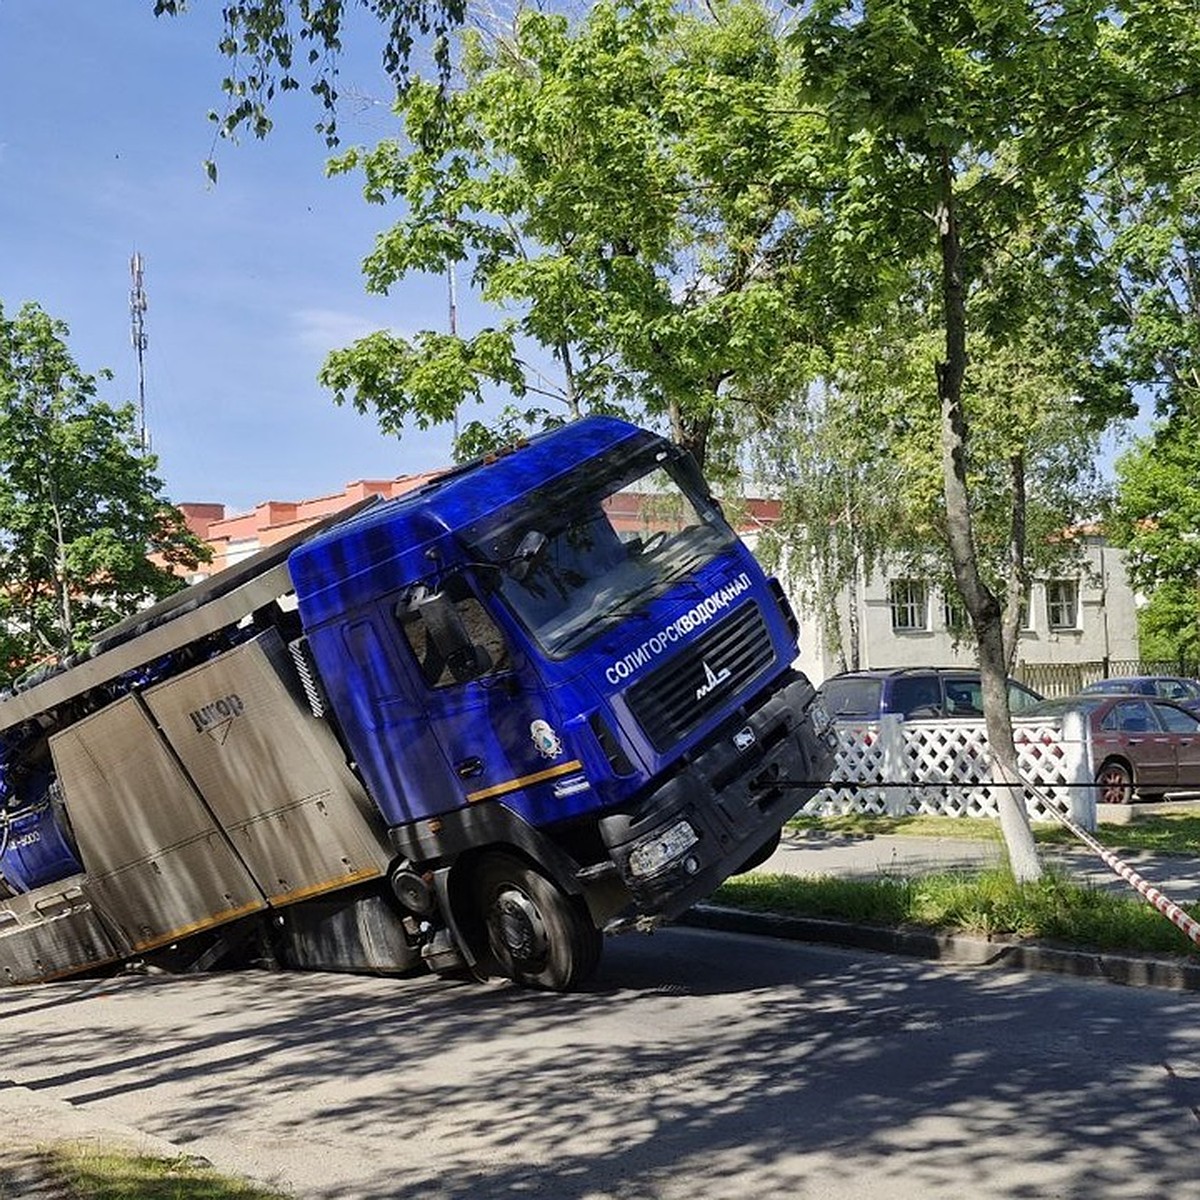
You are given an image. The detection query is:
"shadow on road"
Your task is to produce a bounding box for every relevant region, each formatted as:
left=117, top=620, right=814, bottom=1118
left=0, top=929, right=1197, bottom=1200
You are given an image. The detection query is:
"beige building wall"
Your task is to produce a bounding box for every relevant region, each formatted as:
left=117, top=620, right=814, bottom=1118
left=775, top=533, right=1139, bottom=687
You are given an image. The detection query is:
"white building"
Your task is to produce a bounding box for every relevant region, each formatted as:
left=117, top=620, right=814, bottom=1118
left=780, top=531, right=1139, bottom=695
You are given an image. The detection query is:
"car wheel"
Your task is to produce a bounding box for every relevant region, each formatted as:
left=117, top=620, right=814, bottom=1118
left=475, top=853, right=602, bottom=991
left=1096, top=759, right=1134, bottom=805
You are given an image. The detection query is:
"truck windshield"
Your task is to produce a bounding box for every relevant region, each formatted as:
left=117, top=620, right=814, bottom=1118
left=463, top=441, right=738, bottom=657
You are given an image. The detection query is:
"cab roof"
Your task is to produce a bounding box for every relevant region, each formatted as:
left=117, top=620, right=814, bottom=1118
left=288, top=416, right=660, bottom=627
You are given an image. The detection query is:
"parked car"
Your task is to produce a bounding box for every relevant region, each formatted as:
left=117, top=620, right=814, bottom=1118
left=1079, top=675, right=1200, bottom=713
left=1020, top=693, right=1200, bottom=804
left=818, top=667, right=1043, bottom=723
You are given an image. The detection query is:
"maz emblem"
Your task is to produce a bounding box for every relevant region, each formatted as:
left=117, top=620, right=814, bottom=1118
left=695, top=659, right=732, bottom=701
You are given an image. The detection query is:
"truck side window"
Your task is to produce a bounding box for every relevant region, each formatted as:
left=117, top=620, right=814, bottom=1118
left=397, top=577, right=512, bottom=688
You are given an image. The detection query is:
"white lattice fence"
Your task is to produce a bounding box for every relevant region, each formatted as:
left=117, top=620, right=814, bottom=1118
left=802, top=713, right=1094, bottom=826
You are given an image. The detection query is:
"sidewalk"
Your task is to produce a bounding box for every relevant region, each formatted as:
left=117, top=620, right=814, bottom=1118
left=757, top=828, right=1200, bottom=903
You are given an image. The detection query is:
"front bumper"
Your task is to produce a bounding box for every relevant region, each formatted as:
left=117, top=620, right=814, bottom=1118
left=598, top=674, right=834, bottom=921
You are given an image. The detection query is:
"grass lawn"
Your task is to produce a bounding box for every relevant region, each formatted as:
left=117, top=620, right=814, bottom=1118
left=787, top=810, right=1200, bottom=855
left=708, top=812, right=1200, bottom=959
left=36, top=1143, right=290, bottom=1200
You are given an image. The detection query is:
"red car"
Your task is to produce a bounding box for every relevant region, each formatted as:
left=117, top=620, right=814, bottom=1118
left=1022, top=694, right=1200, bottom=804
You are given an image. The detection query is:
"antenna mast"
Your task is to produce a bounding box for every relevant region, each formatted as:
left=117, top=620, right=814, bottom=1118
left=130, top=252, right=149, bottom=450
left=447, top=255, right=459, bottom=445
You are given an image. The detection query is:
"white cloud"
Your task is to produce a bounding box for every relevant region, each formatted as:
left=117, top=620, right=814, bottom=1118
left=292, top=307, right=390, bottom=355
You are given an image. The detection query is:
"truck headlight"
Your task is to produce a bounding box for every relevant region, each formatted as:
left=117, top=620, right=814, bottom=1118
left=627, top=819, right=699, bottom=878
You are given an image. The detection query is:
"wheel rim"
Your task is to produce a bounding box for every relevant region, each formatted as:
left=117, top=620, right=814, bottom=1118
left=474, top=853, right=603, bottom=989
left=1098, top=765, right=1132, bottom=804
left=489, top=886, right=549, bottom=969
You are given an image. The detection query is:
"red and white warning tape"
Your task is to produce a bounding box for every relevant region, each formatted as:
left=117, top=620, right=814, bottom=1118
left=1033, top=785, right=1200, bottom=947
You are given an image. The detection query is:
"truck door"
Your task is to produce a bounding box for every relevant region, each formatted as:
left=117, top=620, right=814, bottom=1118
left=395, top=576, right=584, bottom=821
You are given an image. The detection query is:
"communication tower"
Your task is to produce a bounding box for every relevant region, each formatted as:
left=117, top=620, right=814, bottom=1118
left=130, top=252, right=149, bottom=450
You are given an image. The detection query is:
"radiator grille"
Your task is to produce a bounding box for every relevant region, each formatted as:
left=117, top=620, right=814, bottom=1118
left=626, top=602, right=774, bottom=752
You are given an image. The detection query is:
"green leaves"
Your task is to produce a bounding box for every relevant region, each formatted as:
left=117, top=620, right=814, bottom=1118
left=1112, top=414, right=1200, bottom=578
left=0, top=302, right=208, bottom=684
left=1109, top=412, right=1200, bottom=661
left=319, top=0, right=834, bottom=469
left=320, top=325, right=526, bottom=434
left=159, top=0, right=468, bottom=149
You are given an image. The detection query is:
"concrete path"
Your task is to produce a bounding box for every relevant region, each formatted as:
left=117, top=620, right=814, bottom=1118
left=759, top=828, right=1200, bottom=903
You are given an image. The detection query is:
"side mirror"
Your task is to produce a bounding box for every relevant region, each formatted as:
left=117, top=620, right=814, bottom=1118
left=508, top=530, right=549, bottom=582
left=396, top=585, right=493, bottom=684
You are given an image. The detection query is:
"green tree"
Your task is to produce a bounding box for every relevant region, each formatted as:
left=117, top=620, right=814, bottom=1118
left=786, top=0, right=1192, bottom=877
left=757, top=301, right=1109, bottom=678
left=1091, top=161, right=1200, bottom=650
left=1110, top=413, right=1200, bottom=664
left=752, top=316, right=919, bottom=672
left=1098, top=168, right=1200, bottom=416
left=1135, top=582, right=1200, bottom=666
left=318, top=0, right=834, bottom=475
left=0, top=302, right=208, bottom=686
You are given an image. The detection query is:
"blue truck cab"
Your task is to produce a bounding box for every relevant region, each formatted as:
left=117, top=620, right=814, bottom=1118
left=289, top=417, right=830, bottom=986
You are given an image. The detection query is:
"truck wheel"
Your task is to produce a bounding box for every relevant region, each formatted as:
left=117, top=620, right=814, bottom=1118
left=475, top=853, right=602, bottom=991
left=1096, top=759, right=1134, bottom=805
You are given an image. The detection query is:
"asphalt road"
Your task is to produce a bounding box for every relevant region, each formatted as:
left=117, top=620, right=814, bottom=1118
left=1, top=926, right=1198, bottom=1200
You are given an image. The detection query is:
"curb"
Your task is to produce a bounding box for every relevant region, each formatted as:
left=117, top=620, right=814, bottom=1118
left=0, top=1079, right=196, bottom=1197
left=682, top=904, right=1200, bottom=992
left=0, top=1079, right=189, bottom=1157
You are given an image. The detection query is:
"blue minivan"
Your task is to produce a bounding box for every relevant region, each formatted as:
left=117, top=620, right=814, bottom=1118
left=819, top=667, right=1043, bottom=722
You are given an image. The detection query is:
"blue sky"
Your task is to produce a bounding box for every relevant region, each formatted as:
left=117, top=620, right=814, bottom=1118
left=0, top=3, right=471, bottom=511
left=0, top=3, right=1146, bottom=520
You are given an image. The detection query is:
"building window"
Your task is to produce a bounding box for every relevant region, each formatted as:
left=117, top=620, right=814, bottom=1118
left=890, top=579, right=929, bottom=632
left=943, top=588, right=1030, bottom=634
left=1046, top=580, right=1079, bottom=631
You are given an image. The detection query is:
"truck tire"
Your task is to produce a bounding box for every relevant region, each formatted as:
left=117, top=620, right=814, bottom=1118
left=475, top=853, right=602, bottom=991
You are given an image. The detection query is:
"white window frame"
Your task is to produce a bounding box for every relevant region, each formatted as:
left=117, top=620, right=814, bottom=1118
left=1045, top=579, right=1080, bottom=631
left=890, top=579, right=929, bottom=633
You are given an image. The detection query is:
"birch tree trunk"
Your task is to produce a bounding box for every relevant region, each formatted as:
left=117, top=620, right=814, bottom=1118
left=934, top=151, right=1041, bottom=882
